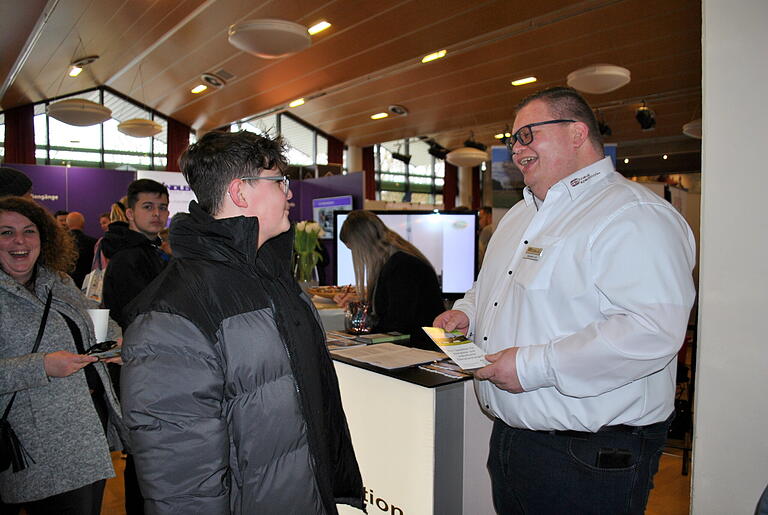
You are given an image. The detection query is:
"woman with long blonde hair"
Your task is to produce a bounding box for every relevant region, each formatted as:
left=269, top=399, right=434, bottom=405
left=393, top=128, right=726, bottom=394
left=334, top=210, right=444, bottom=349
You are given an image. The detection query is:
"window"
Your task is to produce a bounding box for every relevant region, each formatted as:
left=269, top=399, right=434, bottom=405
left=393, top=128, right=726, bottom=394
left=23, top=87, right=174, bottom=170
left=376, top=139, right=442, bottom=204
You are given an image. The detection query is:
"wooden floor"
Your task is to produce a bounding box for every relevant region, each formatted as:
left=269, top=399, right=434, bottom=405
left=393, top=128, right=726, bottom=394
left=99, top=447, right=691, bottom=514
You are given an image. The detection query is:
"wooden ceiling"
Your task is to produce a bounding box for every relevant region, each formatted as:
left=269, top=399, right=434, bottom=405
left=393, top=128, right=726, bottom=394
left=1, top=0, right=702, bottom=169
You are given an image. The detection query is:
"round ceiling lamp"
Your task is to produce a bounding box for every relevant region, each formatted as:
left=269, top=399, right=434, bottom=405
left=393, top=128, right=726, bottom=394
left=47, top=98, right=112, bottom=126
left=567, top=64, right=631, bottom=94
left=682, top=118, right=702, bottom=139
left=118, top=118, right=163, bottom=138
left=446, top=147, right=489, bottom=168
left=228, top=19, right=311, bottom=59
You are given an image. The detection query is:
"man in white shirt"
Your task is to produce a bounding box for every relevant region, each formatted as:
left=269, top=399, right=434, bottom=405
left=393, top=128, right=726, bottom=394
left=435, top=87, right=696, bottom=514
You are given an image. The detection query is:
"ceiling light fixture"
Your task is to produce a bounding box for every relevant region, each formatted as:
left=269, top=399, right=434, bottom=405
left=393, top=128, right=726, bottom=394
left=228, top=19, right=312, bottom=59
left=426, top=140, right=449, bottom=160
left=421, top=50, right=447, bottom=63
left=68, top=55, right=98, bottom=78
left=392, top=152, right=412, bottom=165
left=682, top=118, right=702, bottom=139
left=307, top=21, right=331, bottom=35
left=191, top=84, right=208, bottom=94
left=635, top=101, right=656, bottom=130
left=663, top=154, right=668, bottom=160
left=47, top=98, right=112, bottom=127
left=289, top=98, right=305, bottom=108
left=446, top=132, right=489, bottom=167
left=370, top=112, right=388, bottom=120
left=118, top=118, right=162, bottom=138
left=511, top=76, right=537, bottom=86
left=201, top=73, right=227, bottom=88
left=567, top=64, right=630, bottom=94
left=624, top=158, right=630, bottom=164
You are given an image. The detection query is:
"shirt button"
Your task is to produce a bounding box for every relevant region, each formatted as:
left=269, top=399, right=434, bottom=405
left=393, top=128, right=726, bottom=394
left=524, top=240, right=528, bottom=244
left=508, top=270, right=512, bottom=275
left=483, top=336, right=488, bottom=341
left=493, top=302, right=498, bottom=306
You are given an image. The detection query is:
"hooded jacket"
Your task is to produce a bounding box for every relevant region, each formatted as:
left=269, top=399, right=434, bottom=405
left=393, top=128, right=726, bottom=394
left=0, top=266, right=125, bottom=503
left=120, top=202, right=364, bottom=514
left=101, top=221, right=168, bottom=329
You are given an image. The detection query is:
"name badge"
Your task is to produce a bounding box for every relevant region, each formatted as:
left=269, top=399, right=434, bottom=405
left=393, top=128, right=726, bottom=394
left=523, top=246, right=543, bottom=261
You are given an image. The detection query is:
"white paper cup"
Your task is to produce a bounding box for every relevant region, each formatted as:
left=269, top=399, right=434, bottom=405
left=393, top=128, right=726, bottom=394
left=87, top=309, right=109, bottom=342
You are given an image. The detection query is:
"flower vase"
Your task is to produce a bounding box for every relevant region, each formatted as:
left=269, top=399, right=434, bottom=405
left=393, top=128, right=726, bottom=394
left=294, top=252, right=319, bottom=293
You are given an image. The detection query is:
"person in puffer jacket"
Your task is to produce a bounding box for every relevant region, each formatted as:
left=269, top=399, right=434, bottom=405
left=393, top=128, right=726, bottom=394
left=120, top=130, right=364, bottom=515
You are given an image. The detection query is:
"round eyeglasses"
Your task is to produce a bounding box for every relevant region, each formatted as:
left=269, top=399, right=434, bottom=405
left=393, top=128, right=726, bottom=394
left=506, top=119, right=576, bottom=155
left=240, top=174, right=291, bottom=195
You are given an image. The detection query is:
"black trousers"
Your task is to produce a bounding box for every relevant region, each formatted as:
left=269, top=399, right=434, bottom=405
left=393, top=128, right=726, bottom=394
left=20, top=479, right=106, bottom=515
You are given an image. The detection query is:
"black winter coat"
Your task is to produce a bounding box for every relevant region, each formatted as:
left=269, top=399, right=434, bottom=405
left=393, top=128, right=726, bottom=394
left=120, top=202, right=364, bottom=514
left=101, top=222, right=168, bottom=329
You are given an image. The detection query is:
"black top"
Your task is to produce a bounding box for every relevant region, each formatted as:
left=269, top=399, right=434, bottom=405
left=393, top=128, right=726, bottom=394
left=372, top=251, right=445, bottom=350
left=101, top=222, right=169, bottom=329
left=69, top=229, right=97, bottom=288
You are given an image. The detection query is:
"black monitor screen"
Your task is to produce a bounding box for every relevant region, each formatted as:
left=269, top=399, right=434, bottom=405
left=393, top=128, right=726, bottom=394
left=334, top=210, right=477, bottom=295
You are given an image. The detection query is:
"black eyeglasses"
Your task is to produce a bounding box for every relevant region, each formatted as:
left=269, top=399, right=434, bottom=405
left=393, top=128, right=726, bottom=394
left=506, top=119, right=576, bottom=154
left=240, top=174, right=290, bottom=195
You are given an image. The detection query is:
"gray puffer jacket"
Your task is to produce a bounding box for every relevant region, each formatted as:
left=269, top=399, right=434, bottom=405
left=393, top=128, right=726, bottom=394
left=121, top=202, right=364, bottom=514
left=0, top=266, right=125, bottom=503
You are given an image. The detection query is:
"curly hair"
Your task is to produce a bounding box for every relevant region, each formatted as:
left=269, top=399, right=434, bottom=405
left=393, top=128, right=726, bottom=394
left=0, top=196, right=77, bottom=275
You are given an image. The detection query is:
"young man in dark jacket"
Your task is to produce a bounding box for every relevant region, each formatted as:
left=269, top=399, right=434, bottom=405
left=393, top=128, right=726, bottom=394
left=120, top=131, right=364, bottom=514
left=101, top=178, right=169, bottom=515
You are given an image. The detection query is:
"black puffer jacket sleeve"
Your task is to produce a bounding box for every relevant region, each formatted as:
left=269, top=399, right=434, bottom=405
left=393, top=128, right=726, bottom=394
left=121, top=311, right=229, bottom=514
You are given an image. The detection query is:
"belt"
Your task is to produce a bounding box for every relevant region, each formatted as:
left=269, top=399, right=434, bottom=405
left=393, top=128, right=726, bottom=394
left=525, top=416, right=672, bottom=438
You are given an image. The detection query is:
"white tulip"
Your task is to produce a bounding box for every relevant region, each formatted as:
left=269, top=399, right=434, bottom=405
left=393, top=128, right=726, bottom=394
left=296, top=221, right=307, bottom=231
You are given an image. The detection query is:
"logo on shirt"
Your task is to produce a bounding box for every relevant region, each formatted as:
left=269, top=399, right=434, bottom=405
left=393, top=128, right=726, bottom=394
left=523, top=246, right=543, bottom=261
left=570, top=171, right=601, bottom=187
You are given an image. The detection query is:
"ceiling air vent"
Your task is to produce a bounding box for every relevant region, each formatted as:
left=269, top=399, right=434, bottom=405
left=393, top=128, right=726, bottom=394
left=215, top=69, right=235, bottom=81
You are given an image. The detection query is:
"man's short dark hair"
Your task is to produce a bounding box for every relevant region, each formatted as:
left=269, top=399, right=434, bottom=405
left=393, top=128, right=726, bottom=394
left=480, top=206, right=493, bottom=216
left=127, top=179, right=169, bottom=209
left=179, top=131, right=288, bottom=215
left=516, top=87, right=604, bottom=155
left=54, top=210, right=69, bottom=217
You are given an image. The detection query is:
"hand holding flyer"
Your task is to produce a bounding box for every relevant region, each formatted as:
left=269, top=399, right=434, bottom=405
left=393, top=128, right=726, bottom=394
left=422, top=327, right=490, bottom=370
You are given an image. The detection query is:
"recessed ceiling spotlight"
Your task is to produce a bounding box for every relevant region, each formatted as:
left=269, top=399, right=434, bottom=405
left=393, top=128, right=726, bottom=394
left=387, top=104, right=408, bottom=116
left=201, top=73, right=227, bottom=88
left=624, top=158, right=630, bottom=164
left=511, top=76, right=537, bottom=86
left=663, top=154, right=668, bottom=160
left=370, top=112, right=388, bottom=120
left=289, top=98, right=305, bottom=108
left=494, top=133, right=504, bottom=139
left=191, top=84, right=208, bottom=94
left=69, top=66, right=83, bottom=78
left=421, top=50, right=447, bottom=63
left=308, top=21, right=331, bottom=35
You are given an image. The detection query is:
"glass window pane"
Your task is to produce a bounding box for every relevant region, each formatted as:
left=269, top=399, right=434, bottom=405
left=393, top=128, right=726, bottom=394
left=380, top=191, right=404, bottom=202
left=316, top=134, right=328, bottom=165
left=411, top=193, right=433, bottom=204
left=281, top=116, right=313, bottom=165
left=409, top=140, right=431, bottom=174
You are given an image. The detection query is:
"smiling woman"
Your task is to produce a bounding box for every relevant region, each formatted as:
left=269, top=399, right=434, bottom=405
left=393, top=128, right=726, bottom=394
left=0, top=196, right=127, bottom=513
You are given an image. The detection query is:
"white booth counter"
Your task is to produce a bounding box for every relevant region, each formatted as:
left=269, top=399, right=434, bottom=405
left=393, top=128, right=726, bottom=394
left=332, top=347, right=495, bottom=515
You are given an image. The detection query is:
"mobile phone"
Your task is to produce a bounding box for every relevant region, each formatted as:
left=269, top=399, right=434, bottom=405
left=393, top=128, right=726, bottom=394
left=596, top=448, right=633, bottom=469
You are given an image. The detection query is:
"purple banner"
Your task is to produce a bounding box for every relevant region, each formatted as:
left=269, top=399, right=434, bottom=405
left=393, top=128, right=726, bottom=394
left=7, top=163, right=135, bottom=237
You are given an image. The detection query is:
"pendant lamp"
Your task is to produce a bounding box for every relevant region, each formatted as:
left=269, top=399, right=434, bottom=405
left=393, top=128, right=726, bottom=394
left=567, top=64, right=631, bottom=94
left=228, top=19, right=311, bottom=58
left=118, top=118, right=162, bottom=138
left=446, top=147, right=489, bottom=168
left=682, top=118, right=702, bottom=139
left=47, top=98, right=112, bottom=126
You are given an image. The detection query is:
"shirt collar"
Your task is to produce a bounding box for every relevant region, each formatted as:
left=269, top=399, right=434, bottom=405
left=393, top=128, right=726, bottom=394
left=558, top=156, right=614, bottom=200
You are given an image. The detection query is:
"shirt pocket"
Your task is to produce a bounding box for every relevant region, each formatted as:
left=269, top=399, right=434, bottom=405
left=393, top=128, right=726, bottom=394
left=513, top=235, right=564, bottom=290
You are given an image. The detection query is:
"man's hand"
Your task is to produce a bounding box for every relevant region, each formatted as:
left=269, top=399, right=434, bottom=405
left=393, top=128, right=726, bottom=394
left=333, top=292, right=360, bottom=309
left=474, top=347, right=524, bottom=393
left=44, top=351, right=98, bottom=378
left=433, top=310, right=470, bottom=334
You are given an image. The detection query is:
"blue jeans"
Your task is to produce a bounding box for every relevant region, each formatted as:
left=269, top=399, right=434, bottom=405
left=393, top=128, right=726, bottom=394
left=487, top=416, right=671, bottom=515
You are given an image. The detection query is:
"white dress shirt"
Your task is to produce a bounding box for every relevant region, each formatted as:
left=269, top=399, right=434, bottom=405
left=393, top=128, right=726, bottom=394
left=454, top=157, right=696, bottom=431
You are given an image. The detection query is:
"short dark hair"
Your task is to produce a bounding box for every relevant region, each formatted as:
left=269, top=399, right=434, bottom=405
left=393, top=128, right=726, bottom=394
left=0, top=197, right=77, bottom=274
left=516, top=87, right=604, bottom=155
left=480, top=206, right=493, bottom=215
left=126, top=179, right=169, bottom=209
left=54, top=210, right=69, bottom=217
left=179, top=131, right=288, bottom=215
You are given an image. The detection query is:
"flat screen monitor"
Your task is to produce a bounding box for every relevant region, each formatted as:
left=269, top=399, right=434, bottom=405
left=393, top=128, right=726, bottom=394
left=334, top=210, right=477, bottom=296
